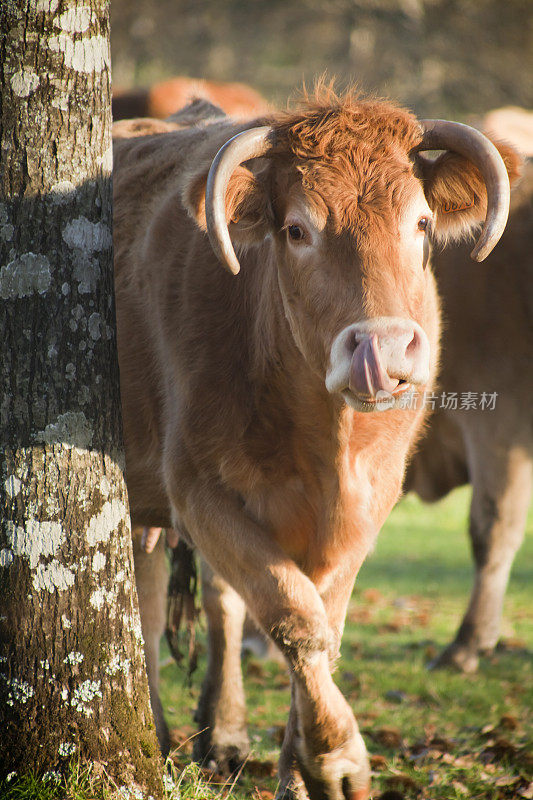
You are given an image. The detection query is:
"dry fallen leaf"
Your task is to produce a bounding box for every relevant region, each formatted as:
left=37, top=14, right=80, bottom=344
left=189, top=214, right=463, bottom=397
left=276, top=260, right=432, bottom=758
left=494, top=774, right=520, bottom=788
left=380, top=615, right=410, bottom=633
left=372, top=726, right=403, bottom=748
left=451, top=779, right=469, bottom=795
left=519, top=781, right=533, bottom=799
left=244, top=759, right=277, bottom=778
left=452, top=755, right=478, bottom=769
left=252, top=789, right=276, bottom=800
left=428, top=735, right=455, bottom=753
left=385, top=772, right=421, bottom=791
left=481, top=735, right=520, bottom=763
left=414, top=611, right=430, bottom=626
left=348, top=606, right=373, bottom=624
left=498, top=713, right=519, bottom=730
left=169, top=724, right=197, bottom=754
left=362, top=587, right=383, bottom=603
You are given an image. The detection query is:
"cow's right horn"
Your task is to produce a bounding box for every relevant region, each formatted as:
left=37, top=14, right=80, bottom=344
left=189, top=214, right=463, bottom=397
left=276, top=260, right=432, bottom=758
left=419, top=120, right=511, bottom=262
left=205, top=126, right=273, bottom=275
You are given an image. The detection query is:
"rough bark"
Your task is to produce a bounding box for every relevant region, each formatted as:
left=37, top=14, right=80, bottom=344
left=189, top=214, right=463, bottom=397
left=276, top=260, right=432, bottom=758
left=0, top=1, right=162, bottom=795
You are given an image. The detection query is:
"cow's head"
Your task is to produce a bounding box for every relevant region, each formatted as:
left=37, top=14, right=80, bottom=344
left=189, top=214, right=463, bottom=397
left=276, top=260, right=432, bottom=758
left=184, top=91, right=521, bottom=412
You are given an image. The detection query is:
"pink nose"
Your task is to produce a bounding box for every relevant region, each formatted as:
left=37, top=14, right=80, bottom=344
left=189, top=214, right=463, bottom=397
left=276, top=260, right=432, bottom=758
left=348, top=320, right=430, bottom=400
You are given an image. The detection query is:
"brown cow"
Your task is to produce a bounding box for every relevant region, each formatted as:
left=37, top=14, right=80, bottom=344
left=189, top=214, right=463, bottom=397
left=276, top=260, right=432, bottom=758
left=114, top=89, right=517, bottom=799
left=483, top=107, right=533, bottom=158
left=179, top=112, right=533, bottom=684
left=405, top=155, right=532, bottom=672
left=112, top=76, right=270, bottom=121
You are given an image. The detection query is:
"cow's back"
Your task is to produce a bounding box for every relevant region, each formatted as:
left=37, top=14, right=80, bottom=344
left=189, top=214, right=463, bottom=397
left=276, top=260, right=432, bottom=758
left=113, top=118, right=210, bottom=525
left=114, top=121, right=186, bottom=525
left=113, top=112, right=261, bottom=525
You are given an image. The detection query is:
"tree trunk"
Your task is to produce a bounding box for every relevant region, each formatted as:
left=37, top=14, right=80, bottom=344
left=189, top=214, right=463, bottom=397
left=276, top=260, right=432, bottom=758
left=0, top=1, right=162, bottom=794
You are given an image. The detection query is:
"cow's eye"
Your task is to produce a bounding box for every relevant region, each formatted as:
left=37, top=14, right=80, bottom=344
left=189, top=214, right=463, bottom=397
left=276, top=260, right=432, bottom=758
left=418, top=217, right=431, bottom=233
left=287, top=224, right=305, bottom=241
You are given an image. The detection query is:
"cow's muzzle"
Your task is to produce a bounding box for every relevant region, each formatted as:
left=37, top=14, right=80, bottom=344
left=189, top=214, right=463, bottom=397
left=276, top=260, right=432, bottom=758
left=325, top=318, right=430, bottom=411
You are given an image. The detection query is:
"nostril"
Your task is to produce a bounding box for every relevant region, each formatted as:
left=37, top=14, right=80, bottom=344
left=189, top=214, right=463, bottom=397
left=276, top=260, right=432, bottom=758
left=405, top=329, right=420, bottom=358
left=345, top=329, right=359, bottom=359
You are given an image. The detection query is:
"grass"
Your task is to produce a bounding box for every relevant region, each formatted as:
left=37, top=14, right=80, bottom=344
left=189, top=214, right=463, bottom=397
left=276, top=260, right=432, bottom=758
left=0, top=763, right=108, bottom=800
left=160, top=487, right=533, bottom=800
left=4, top=487, right=531, bottom=799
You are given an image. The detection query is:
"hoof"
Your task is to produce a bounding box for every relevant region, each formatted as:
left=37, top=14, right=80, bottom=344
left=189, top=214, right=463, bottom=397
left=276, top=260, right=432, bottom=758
left=193, top=734, right=250, bottom=776
left=275, top=773, right=308, bottom=800
left=428, top=642, right=479, bottom=673
left=298, top=760, right=370, bottom=800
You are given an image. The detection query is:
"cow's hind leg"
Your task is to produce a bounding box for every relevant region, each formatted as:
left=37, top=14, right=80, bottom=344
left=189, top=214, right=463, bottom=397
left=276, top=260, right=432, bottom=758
left=193, top=559, right=250, bottom=774
left=133, top=528, right=171, bottom=756
left=433, top=444, right=532, bottom=673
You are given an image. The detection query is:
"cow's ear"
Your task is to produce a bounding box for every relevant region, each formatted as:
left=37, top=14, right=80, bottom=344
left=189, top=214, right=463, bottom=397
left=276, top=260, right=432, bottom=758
left=420, top=141, right=523, bottom=245
left=182, top=165, right=271, bottom=245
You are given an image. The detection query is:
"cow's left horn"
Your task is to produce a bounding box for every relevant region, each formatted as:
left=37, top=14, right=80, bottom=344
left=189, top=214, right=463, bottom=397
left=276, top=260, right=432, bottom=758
left=205, top=126, right=273, bottom=275
left=419, top=120, right=511, bottom=262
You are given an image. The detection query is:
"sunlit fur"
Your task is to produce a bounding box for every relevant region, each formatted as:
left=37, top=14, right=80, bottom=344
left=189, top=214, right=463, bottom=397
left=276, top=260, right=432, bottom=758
left=272, top=86, right=424, bottom=238
left=114, top=88, right=520, bottom=798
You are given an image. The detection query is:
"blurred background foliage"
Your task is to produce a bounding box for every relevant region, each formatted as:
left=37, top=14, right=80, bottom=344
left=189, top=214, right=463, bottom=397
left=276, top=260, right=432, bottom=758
left=111, top=0, right=533, bottom=118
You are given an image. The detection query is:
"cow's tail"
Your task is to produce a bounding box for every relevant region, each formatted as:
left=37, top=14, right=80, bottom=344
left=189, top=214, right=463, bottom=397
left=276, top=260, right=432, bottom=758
left=166, top=538, right=199, bottom=681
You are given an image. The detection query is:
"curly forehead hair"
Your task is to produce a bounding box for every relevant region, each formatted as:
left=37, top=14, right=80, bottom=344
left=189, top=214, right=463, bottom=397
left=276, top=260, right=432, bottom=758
left=267, top=84, right=426, bottom=234
left=272, top=84, right=423, bottom=159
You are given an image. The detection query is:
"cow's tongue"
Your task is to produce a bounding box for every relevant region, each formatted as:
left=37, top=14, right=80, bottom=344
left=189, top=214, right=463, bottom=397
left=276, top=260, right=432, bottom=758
left=349, top=334, right=399, bottom=399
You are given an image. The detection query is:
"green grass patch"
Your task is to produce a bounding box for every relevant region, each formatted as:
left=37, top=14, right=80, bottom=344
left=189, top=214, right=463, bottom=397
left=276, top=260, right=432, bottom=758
left=0, top=762, right=107, bottom=800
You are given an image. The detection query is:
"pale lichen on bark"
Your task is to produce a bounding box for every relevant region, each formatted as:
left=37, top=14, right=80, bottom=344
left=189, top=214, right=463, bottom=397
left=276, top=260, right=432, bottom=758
left=0, top=1, right=162, bottom=794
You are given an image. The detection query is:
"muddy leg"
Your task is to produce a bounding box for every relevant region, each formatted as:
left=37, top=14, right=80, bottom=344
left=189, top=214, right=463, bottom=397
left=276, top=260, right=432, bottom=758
left=133, top=528, right=171, bottom=756
left=433, top=444, right=532, bottom=672
left=193, top=558, right=250, bottom=773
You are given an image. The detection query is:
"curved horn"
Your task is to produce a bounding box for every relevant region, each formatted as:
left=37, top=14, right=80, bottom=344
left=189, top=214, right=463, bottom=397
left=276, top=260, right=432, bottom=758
left=205, top=126, right=273, bottom=275
left=419, top=120, right=510, bottom=262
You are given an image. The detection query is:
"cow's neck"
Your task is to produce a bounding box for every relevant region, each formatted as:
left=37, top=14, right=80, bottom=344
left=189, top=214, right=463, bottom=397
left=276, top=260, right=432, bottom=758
left=243, top=250, right=414, bottom=575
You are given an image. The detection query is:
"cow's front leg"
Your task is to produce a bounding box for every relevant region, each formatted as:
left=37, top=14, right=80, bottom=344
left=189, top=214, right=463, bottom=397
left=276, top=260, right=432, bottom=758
left=277, top=557, right=366, bottom=800
left=169, top=473, right=370, bottom=800
left=434, top=444, right=532, bottom=673
left=193, top=559, right=250, bottom=773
